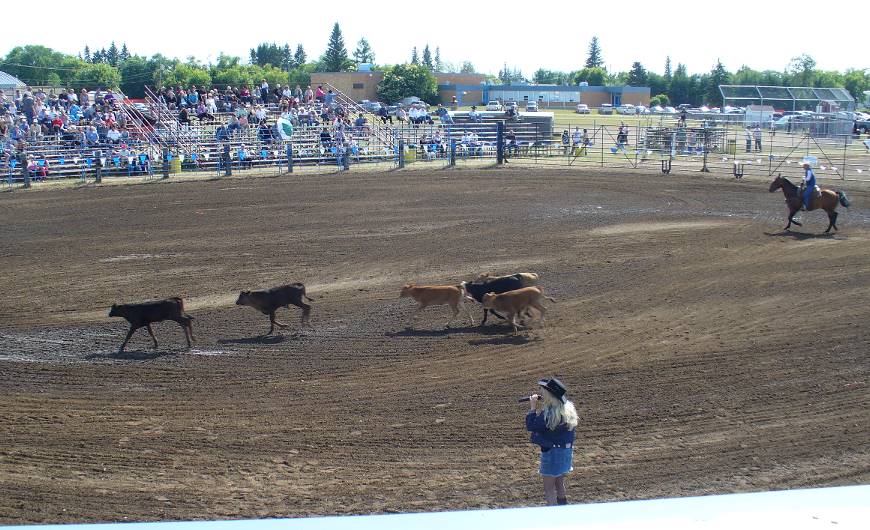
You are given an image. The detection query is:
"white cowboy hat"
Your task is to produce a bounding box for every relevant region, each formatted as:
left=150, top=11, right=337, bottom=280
left=801, top=156, right=817, bottom=167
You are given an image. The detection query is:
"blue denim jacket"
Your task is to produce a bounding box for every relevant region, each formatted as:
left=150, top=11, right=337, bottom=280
left=526, top=411, right=576, bottom=448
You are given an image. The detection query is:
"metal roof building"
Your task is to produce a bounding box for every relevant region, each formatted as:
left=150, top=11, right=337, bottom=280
left=719, top=85, right=855, bottom=112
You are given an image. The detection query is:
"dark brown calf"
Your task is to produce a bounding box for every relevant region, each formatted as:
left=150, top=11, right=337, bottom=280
left=108, top=297, right=194, bottom=352
left=236, top=282, right=312, bottom=335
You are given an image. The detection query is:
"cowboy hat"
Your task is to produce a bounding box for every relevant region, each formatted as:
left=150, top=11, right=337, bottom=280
left=537, top=378, right=567, bottom=403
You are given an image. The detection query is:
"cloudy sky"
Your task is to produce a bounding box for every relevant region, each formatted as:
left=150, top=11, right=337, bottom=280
left=3, top=0, right=868, bottom=76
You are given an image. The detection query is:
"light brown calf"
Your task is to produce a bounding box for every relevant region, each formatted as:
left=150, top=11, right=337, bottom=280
left=482, top=286, right=556, bottom=332
left=399, top=282, right=475, bottom=328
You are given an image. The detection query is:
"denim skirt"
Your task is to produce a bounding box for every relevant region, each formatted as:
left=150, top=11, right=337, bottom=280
left=539, top=447, right=574, bottom=477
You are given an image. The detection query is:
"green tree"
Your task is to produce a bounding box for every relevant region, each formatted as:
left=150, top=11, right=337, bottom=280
left=585, top=36, right=604, bottom=69
left=250, top=43, right=285, bottom=68
left=627, top=61, right=647, bottom=86
left=120, top=55, right=159, bottom=97
left=320, top=23, right=352, bottom=72
left=119, top=43, right=130, bottom=63
left=377, top=63, right=437, bottom=104
left=294, top=45, right=307, bottom=68
left=411, top=47, right=419, bottom=65
left=668, top=63, right=691, bottom=105
left=163, top=63, right=211, bottom=88
left=650, top=94, right=670, bottom=107
left=83, top=45, right=91, bottom=63
left=533, top=69, right=569, bottom=84
left=106, top=42, right=119, bottom=66
left=353, top=38, right=375, bottom=65
left=422, top=44, right=433, bottom=71
left=573, top=67, right=607, bottom=86
left=647, top=72, right=668, bottom=99
left=459, top=61, right=475, bottom=74
left=73, top=62, right=121, bottom=89
left=0, top=45, right=80, bottom=86
left=282, top=44, right=293, bottom=69
left=664, top=56, right=672, bottom=82
left=786, top=54, right=816, bottom=86
left=434, top=46, right=442, bottom=72
left=843, top=69, right=870, bottom=101
left=707, top=60, right=730, bottom=106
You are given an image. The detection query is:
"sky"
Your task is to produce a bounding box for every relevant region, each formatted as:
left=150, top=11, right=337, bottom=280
left=3, top=0, right=868, bottom=77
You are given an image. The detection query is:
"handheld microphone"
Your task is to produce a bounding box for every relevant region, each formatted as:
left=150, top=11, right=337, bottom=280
left=517, top=395, right=538, bottom=403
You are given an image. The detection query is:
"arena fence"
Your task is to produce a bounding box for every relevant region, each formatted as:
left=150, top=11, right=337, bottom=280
left=5, top=120, right=870, bottom=188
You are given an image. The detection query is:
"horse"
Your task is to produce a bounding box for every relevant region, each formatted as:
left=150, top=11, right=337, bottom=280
left=768, top=174, right=850, bottom=233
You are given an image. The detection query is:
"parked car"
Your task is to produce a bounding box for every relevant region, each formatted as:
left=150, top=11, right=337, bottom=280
left=676, top=104, right=692, bottom=111
left=772, top=114, right=805, bottom=130
left=650, top=105, right=665, bottom=114
left=576, top=103, right=590, bottom=114
left=486, top=101, right=503, bottom=111
left=598, top=104, right=614, bottom=115
left=635, top=105, right=649, bottom=114
left=525, top=101, right=539, bottom=112
left=617, top=104, right=636, bottom=115
left=359, top=100, right=382, bottom=113
left=663, top=106, right=677, bottom=114
left=854, top=117, right=870, bottom=134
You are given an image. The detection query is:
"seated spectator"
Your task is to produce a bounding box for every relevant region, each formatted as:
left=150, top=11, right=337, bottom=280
left=315, top=85, right=325, bottom=103
left=106, top=126, right=122, bottom=144
left=215, top=125, right=229, bottom=142
left=378, top=105, right=393, bottom=125
left=436, top=104, right=453, bottom=125
left=85, top=126, right=99, bottom=145
left=319, top=128, right=332, bottom=148
left=238, top=144, right=252, bottom=168
left=506, top=128, right=519, bottom=155
left=178, top=107, right=191, bottom=125
left=468, top=106, right=482, bottom=123
left=395, top=107, right=407, bottom=125
left=354, top=113, right=368, bottom=134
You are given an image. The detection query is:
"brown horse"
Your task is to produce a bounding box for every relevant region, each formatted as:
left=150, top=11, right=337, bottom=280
left=768, top=174, right=850, bottom=233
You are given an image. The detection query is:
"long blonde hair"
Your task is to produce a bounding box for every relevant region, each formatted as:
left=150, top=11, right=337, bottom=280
left=540, top=388, right=578, bottom=431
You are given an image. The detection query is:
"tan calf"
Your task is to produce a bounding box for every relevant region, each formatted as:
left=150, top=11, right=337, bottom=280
left=399, top=282, right=475, bottom=328
left=482, top=286, right=556, bottom=332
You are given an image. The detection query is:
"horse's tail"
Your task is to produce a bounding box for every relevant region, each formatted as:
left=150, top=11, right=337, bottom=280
left=838, top=191, right=850, bottom=208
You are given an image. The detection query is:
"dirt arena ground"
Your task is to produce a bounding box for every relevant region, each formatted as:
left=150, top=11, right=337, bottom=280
left=1, top=167, right=869, bottom=524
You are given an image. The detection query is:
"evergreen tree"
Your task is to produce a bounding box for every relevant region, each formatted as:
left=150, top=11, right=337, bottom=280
left=282, top=44, right=292, bottom=69
left=585, top=36, right=604, bottom=69
left=249, top=49, right=257, bottom=65
left=107, top=41, right=119, bottom=66
left=707, top=60, right=730, bottom=106
left=422, top=44, right=433, bottom=71
left=434, top=46, right=442, bottom=72
left=664, top=56, right=672, bottom=81
left=411, top=47, right=419, bottom=65
left=294, top=44, right=307, bottom=67
left=352, top=38, right=375, bottom=65
left=627, top=61, right=647, bottom=86
left=83, top=45, right=91, bottom=63
left=321, top=23, right=351, bottom=71
left=460, top=61, right=475, bottom=74
left=119, top=43, right=130, bottom=63
left=668, top=63, right=691, bottom=105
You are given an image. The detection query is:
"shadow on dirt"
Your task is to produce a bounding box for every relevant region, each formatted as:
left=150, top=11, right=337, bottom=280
left=765, top=230, right=840, bottom=240
left=85, top=349, right=179, bottom=361
left=385, top=324, right=509, bottom=337
left=468, top=333, right=539, bottom=346
left=217, top=334, right=294, bottom=345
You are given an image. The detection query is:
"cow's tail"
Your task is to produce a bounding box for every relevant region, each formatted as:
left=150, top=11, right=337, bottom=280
left=296, top=282, right=314, bottom=301
left=838, top=191, right=850, bottom=208
left=459, top=281, right=474, bottom=302
left=171, top=297, right=194, bottom=319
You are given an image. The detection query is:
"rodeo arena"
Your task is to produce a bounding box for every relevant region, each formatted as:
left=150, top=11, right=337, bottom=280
left=1, top=68, right=869, bottom=530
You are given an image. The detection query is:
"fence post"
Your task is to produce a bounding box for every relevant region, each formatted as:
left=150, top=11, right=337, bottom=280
left=496, top=121, right=504, bottom=165
left=450, top=139, right=456, bottom=167
left=842, top=135, right=848, bottom=180
left=600, top=125, right=604, bottom=167
left=286, top=143, right=294, bottom=173
left=95, top=155, right=103, bottom=183
left=161, top=148, right=169, bottom=179
left=398, top=140, right=405, bottom=169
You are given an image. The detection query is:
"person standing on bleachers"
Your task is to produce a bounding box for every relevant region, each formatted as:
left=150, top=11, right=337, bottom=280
left=260, top=79, right=270, bottom=105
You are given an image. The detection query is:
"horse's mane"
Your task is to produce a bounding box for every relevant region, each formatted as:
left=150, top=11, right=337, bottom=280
left=779, top=176, right=798, bottom=191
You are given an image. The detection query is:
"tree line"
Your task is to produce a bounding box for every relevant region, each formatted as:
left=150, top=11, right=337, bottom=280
left=1, top=27, right=867, bottom=107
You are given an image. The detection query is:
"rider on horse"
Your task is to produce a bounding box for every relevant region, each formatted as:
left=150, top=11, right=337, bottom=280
left=800, top=157, right=819, bottom=210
